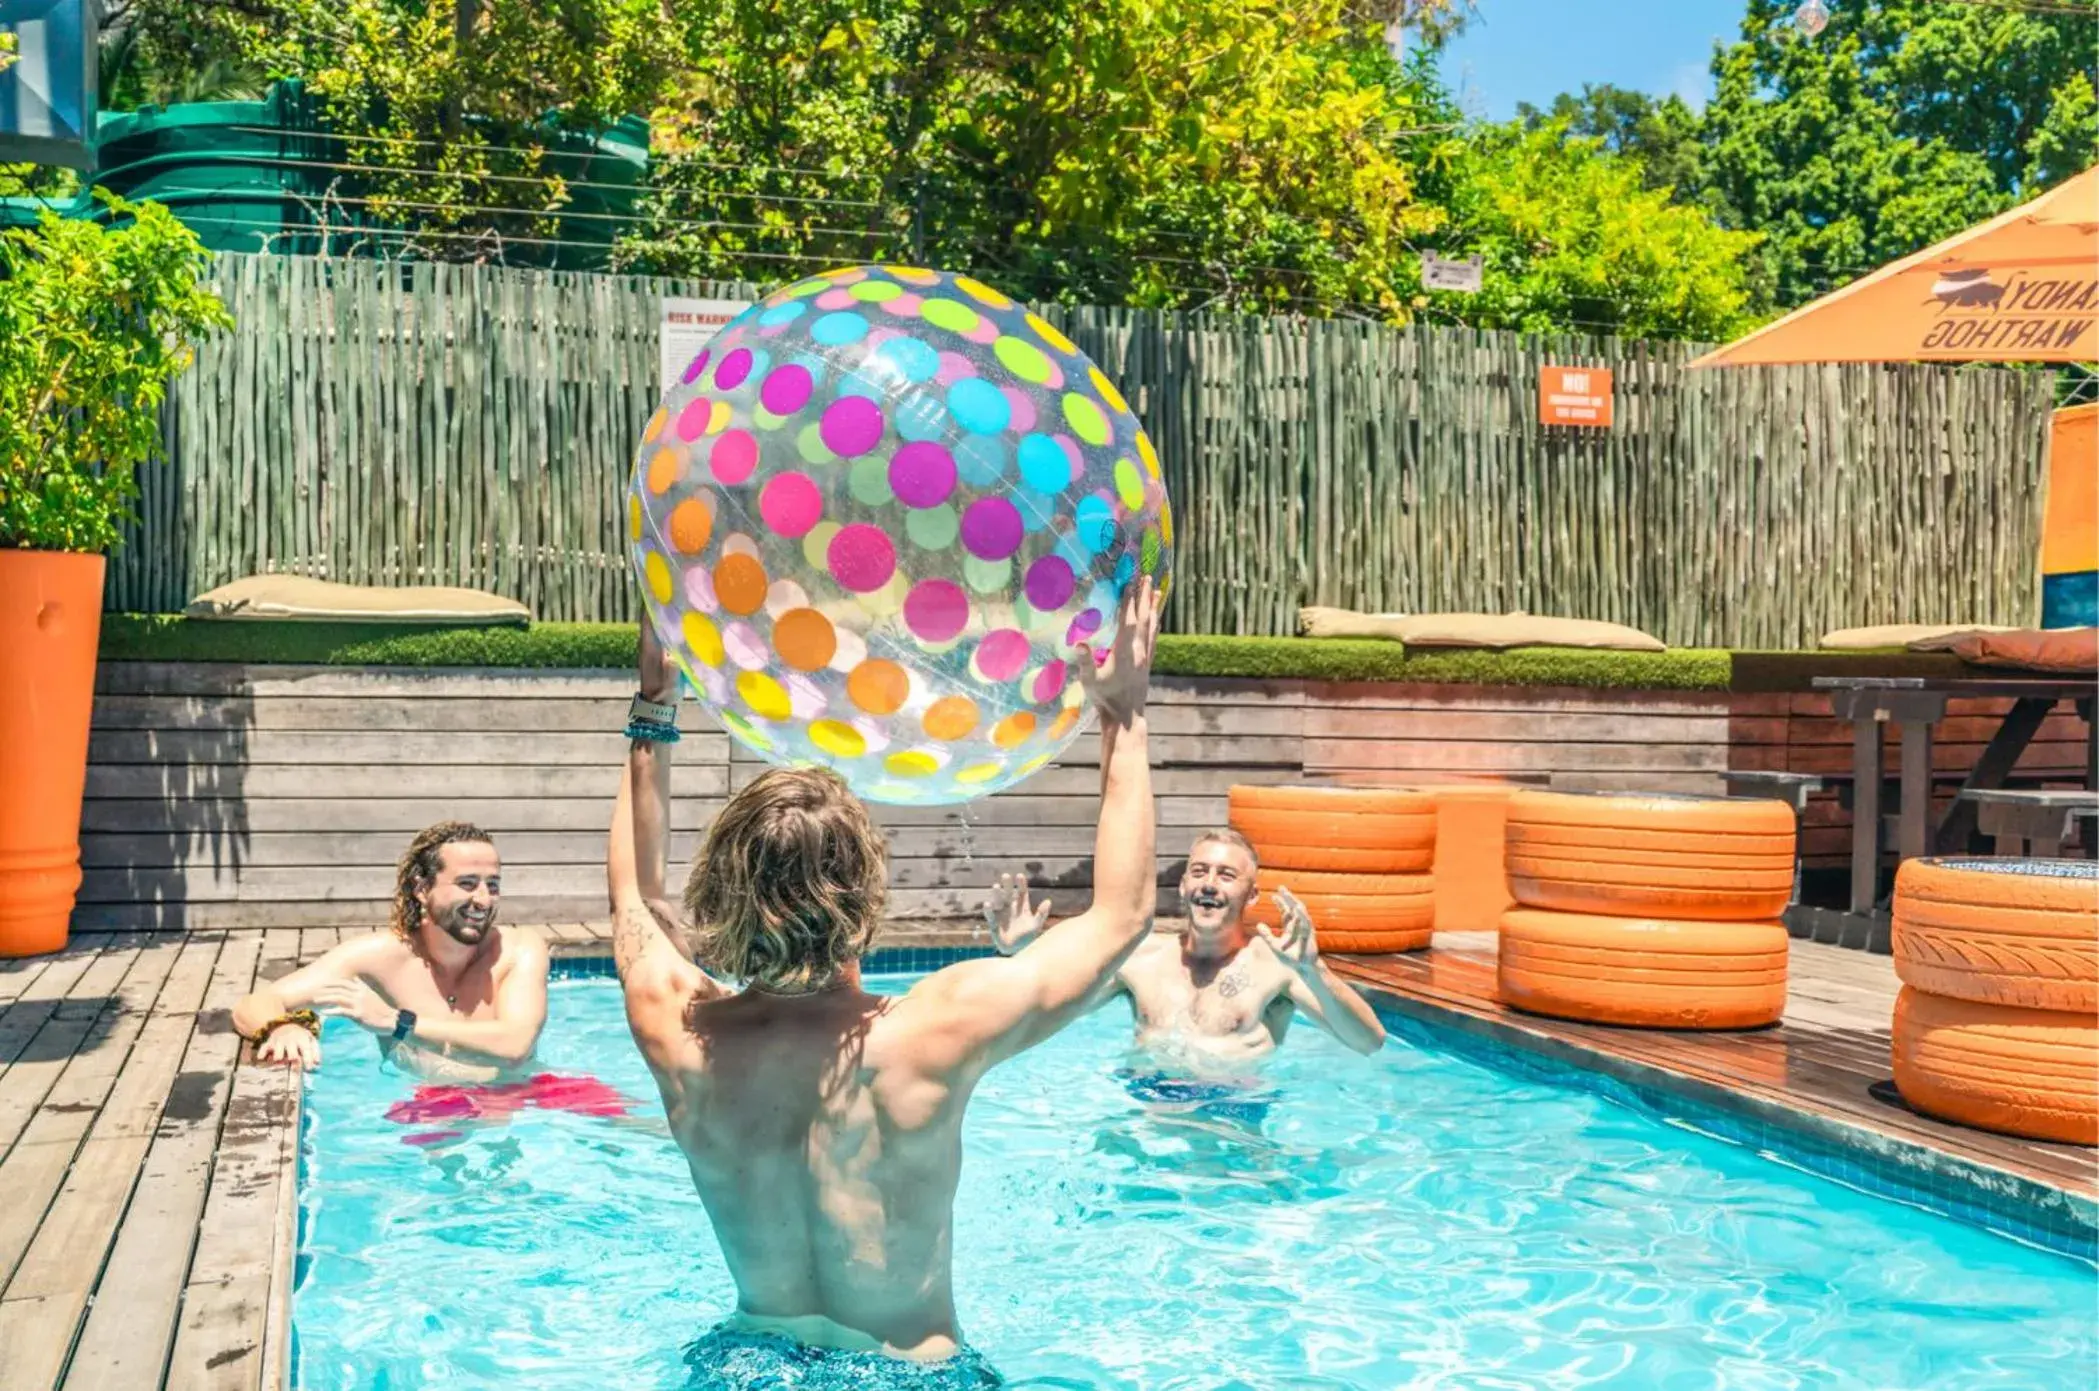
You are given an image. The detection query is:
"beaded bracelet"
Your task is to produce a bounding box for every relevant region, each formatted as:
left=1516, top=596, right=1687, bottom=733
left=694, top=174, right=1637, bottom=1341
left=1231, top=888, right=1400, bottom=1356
left=242, top=1008, right=321, bottom=1045
left=626, top=717, right=681, bottom=744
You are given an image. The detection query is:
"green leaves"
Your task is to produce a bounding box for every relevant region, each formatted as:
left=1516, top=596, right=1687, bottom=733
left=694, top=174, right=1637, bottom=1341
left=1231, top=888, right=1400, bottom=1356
left=0, top=193, right=232, bottom=553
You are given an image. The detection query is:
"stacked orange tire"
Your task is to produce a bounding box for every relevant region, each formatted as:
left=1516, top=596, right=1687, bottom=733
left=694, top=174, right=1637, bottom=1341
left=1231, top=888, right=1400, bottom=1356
left=1497, top=791, right=1794, bottom=1030
left=1230, top=785, right=1435, bottom=953
left=1890, top=857, right=2098, bottom=1144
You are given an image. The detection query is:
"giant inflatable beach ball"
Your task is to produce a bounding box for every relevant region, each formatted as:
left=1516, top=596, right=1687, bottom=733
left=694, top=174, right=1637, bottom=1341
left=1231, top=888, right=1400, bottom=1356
left=626, top=265, right=1174, bottom=805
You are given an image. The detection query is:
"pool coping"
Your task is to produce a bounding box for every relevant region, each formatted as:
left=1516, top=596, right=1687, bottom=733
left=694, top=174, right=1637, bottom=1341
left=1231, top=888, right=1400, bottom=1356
left=549, top=946, right=2099, bottom=1262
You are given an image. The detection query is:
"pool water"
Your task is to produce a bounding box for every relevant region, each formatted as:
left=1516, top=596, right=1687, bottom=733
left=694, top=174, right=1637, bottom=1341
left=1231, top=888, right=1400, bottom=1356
left=293, top=974, right=2096, bottom=1390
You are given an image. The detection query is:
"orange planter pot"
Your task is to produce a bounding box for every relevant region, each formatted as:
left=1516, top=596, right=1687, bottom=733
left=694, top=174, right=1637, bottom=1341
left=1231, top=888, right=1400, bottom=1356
left=0, top=551, right=105, bottom=957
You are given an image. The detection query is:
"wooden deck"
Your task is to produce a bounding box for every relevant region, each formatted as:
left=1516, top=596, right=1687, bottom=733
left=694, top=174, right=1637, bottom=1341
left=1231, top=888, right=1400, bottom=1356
left=1, top=925, right=2091, bottom=1390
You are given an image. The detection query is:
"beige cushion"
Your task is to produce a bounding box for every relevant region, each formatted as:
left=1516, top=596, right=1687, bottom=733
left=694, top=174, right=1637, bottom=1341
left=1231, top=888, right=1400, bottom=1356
left=1817, top=623, right=2017, bottom=651
left=184, top=575, right=531, bottom=625
left=1300, top=606, right=1665, bottom=652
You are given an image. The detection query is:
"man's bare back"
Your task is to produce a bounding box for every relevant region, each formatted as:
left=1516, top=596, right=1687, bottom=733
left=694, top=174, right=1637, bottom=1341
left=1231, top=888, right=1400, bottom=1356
left=608, top=580, right=1163, bottom=1366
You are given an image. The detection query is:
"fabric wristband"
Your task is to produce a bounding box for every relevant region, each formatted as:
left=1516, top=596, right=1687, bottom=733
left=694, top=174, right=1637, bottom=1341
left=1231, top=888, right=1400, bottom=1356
left=629, top=693, right=677, bottom=726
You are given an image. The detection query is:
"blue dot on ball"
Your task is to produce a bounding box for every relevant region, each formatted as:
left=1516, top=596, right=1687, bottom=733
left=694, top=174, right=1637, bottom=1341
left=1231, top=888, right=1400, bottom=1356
left=947, top=379, right=1011, bottom=435
left=812, top=311, right=871, bottom=346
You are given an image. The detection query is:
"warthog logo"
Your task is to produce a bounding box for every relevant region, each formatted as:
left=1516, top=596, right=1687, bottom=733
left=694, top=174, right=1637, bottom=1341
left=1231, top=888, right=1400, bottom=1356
left=1928, top=267, right=2005, bottom=310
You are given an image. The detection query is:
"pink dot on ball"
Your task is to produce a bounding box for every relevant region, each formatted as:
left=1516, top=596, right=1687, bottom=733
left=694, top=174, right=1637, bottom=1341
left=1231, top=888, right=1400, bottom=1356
left=675, top=398, right=713, bottom=442
left=934, top=352, right=976, bottom=386
left=1067, top=608, right=1104, bottom=646
left=1024, top=554, right=1076, bottom=611
left=976, top=628, right=1029, bottom=683
left=1032, top=660, right=1068, bottom=704
left=714, top=348, right=754, bottom=391
left=683, top=565, right=718, bottom=614
left=959, top=497, right=1024, bottom=561
left=761, top=364, right=814, bottom=415
left=962, top=316, right=1000, bottom=346
left=759, top=472, right=823, bottom=538
left=710, top=429, right=758, bottom=485
left=1003, top=387, right=1038, bottom=434
left=882, top=294, right=924, bottom=318
left=889, top=443, right=957, bottom=509
left=905, top=579, right=970, bottom=644
left=821, top=396, right=885, bottom=457
left=828, top=523, right=897, bottom=593
left=681, top=350, right=711, bottom=385
left=815, top=288, right=856, bottom=310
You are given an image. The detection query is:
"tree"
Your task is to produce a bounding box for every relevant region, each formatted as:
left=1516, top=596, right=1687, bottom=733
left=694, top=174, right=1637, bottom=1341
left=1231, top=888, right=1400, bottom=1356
left=1698, top=0, right=2097, bottom=308
left=621, top=0, right=1454, bottom=315
left=1420, top=120, right=1760, bottom=340
left=1516, top=84, right=1706, bottom=203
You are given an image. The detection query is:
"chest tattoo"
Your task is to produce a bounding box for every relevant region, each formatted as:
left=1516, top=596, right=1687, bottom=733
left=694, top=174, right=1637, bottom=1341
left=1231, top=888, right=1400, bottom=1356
left=1216, top=967, right=1248, bottom=999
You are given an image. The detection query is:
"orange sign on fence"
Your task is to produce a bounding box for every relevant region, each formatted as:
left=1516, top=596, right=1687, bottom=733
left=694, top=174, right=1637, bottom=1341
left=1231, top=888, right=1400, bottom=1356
left=1538, top=366, right=1614, bottom=428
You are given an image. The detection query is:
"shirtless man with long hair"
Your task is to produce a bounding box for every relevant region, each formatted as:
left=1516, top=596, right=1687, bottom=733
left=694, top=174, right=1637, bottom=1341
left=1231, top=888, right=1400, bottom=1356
left=607, top=578, right=1160, bottom=1373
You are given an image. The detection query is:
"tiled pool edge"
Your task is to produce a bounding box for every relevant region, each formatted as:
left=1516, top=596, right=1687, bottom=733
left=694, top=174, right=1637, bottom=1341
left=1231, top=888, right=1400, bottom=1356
left=1359, top=985, right=2098, bottom=1264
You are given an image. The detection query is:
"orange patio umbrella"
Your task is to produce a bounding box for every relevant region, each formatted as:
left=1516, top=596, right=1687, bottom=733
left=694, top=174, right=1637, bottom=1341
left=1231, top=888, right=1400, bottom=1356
left=1689, top=164, right=2097, bottom=366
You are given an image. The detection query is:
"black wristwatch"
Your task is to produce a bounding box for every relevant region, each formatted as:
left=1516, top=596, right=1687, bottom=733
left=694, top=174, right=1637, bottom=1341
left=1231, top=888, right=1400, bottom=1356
left=390, top=1009, right=418, bottom=1043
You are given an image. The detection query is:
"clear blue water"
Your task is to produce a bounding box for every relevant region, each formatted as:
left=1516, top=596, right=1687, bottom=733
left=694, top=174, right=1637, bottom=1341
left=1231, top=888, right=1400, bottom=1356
left=293, top=974, right=2097, bottom=1390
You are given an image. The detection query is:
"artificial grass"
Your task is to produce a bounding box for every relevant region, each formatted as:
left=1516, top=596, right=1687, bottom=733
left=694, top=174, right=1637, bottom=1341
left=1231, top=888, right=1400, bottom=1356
left=98, top=614, right=1742, bottom=688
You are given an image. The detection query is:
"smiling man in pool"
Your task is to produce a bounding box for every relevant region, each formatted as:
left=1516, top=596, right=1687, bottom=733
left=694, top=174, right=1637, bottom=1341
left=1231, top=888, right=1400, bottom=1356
left=606, top=578, right=1162, bottom=1377
left=230, top=822, right=553, bottom=1086
left=984, top=828, right=1387, bottom=1065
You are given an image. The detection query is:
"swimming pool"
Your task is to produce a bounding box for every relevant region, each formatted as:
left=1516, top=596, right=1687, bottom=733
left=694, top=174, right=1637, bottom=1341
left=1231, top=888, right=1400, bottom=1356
left=292, top=970, right=2097, bottom=1389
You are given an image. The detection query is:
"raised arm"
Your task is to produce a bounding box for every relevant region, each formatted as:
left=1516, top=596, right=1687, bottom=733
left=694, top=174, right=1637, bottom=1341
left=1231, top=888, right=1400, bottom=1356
left=1259, top=886, right=1387, bottom=1055
left=911, top=577, right=1160, bottom=1068
left=609, top=623, right=722, bottom=1061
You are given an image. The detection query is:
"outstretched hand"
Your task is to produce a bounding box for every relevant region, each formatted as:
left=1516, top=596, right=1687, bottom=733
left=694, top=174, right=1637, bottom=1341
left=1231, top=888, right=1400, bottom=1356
left=638, top=619, right=679, bottom=703
left=313, top=979, right=397, bottom=1034
left=1254, top=886, right=1322, bottom=977
left=1077, top=576, right=1160, bottom=725
left=983, top=871, right=1053, bottom=956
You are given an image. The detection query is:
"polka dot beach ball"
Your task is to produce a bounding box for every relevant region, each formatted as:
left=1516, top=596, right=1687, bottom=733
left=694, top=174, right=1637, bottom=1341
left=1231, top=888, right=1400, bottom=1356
left=627, top=265, right=1175, bottom=805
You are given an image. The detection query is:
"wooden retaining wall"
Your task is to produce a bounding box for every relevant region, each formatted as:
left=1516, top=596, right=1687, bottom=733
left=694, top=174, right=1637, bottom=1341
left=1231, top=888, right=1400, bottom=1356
left=75, top=664, right=1735, bottom=930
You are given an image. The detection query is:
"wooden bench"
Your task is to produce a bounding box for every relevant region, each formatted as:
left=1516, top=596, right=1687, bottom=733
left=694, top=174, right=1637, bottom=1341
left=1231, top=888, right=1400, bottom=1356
left=1956, top=788, right=2099, bottom=858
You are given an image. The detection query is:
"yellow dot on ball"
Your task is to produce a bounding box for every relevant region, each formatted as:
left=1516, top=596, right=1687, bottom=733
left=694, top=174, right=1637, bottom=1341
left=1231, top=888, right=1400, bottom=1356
left=1114, top=459, right=1145, bottom=510
left=737, top=670, right=792, bottom=721
left=643, top=551, right=674, bottom=604
left=1089, top=366, right=1130, bottom=416
left=682, top=612, right=725, bottom=667
left=627, top=494, right=643, bottom=542
left=1137, top=431, right=1160, bottom=475
left=809, top=719, right=867, bottom=759
left=885, top=750, right=940, bottom=778
left=1017, top=753, right=1053, bottom=775
left=955, top=275, right=1014, bottom=309
left=1160, top=501, right=1175, bottom=546
left=643, top=408, right=668, bottom=443
left=802, top=520, right=842, bottom=572
left=706, top=400, right=734, bottom=436
left=954, top=762, right=1003, bottom=785
left=1025, top=312, right=1077, bottom=356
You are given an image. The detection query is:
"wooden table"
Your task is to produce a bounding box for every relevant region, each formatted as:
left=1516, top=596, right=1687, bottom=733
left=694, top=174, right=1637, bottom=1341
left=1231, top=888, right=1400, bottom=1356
left=1813, top=676, right=2097, bottom=921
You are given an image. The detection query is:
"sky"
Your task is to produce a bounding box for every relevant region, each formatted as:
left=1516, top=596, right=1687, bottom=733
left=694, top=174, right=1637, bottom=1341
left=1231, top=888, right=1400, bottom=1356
left=1431, top=0, right=1749, bottom=121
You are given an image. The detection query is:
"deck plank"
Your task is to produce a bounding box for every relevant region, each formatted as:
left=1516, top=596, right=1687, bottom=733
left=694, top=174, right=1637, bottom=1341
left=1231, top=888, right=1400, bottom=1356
left=1334, top=935, right=2098, bottom=1199
left=0, top=937, right=135, bottom=1080
left=0, top=935, right=225, bottom=1391
left=167, top=934, right=301, bottom=1391
left=63, top=933, right=265, bottom=1391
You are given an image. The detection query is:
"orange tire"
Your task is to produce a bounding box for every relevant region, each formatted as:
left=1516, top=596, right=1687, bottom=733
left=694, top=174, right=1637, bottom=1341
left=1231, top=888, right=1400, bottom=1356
left=1505, top=791, right=1796, bottom=921
left=1892, top=858, right=2099, bottom=1013
left=1246, top=888, right=1434, bottom=932
left=1229, top=786, right=1438, bottom=875
left=1891, top=986, right=2097, bottom=1144
left=1497, top=908, right=1789, bottom=1029
left=1229, top=785, right=1436, bottom=818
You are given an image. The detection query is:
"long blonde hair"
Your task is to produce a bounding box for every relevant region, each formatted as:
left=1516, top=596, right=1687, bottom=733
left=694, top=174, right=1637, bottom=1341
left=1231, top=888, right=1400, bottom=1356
left=683, top=767, right=888, bottom=989
left=390, top=821, right=496, bottom=940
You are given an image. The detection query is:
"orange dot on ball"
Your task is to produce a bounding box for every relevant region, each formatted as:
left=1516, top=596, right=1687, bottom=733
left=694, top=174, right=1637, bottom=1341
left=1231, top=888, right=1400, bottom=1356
left=773, top=607, right=838, bottom=672
left=847, top=659, right=909, bottom=716
left=923, top=695, right=981, bottom=742
left=991, top=712, right=1036, bottom=749
left=668, top=497, right=713, bottom=554
left=714, top=553, right=768, bottom=616
left=646, top=447, right=686, bottom=495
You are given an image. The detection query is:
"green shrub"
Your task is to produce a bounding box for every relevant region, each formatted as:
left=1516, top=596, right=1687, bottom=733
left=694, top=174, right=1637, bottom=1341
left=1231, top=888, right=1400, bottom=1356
left=0, top=192, right=233, bottom=552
